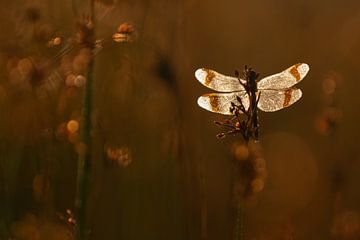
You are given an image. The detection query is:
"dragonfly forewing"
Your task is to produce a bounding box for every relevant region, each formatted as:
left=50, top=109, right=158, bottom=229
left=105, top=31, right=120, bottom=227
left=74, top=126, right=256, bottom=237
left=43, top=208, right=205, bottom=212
left=195, top=68, right=245, bottom=92
left=257, top=63, right=309, bottom=90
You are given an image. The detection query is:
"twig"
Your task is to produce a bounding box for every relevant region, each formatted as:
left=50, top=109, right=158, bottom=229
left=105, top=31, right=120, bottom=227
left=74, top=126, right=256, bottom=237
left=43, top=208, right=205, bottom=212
left=234, top=200, right=244, bottom=240
left=214, top=66, right=261, bottom=240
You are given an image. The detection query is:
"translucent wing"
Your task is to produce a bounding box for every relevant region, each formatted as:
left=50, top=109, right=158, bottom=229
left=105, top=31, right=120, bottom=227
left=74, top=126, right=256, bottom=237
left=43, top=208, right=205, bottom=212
left=258, top=63, right=309, bottom=90
left=257, top=87, right=302, bottom=112
left=195, top=68, right=245, bottom=92
left=197, top=91, right=249, bottom=115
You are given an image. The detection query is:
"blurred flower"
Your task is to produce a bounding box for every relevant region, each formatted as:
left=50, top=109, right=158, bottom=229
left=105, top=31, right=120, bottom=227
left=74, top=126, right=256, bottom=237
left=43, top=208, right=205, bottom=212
left=232, top=143, right=249, bottom=161
left=113, top=23, right=135, bottom=43
left=232, top=141, right=267, bottom=202
left=47, top=36, right=62, bottom=47
left=105, top=146, right=132, bottom=167
left=117, top=22, right=135, bottom=35
left=74, top=75, right=86, bottom=87
left=251, top=178, right=264, bottom=193
left=56, top=120, right=81, bottom=143
left=67, top=120, right=79, bottom=134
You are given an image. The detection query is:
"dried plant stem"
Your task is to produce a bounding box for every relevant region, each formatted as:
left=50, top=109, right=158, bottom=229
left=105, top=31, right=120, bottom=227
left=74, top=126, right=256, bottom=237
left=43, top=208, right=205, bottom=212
left=234, top=200, right=244, bottom=240
left=75, top=56, right=94, bottom=240
left=75, top=1, right=95, bottom=239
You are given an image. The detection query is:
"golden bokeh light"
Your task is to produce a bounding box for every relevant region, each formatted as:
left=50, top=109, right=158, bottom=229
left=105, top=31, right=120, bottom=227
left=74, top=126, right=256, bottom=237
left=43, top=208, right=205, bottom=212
left=47, top=36, right=62, bottom=47
left=67, top=120, right=79, bottom=134
left=74, top=75, right=86, bottom=87
left=232, top=143, right=249, bottom=161
left=17, top=58, right=33, bottom=77
left=251, top=178, right=264, bottom=193
left=105, top=146, right=132, bottom=167
left=65, top=74, right=76, bottom=87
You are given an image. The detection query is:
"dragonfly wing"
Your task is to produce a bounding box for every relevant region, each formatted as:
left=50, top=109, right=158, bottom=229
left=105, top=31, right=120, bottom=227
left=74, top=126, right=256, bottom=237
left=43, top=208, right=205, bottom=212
left=258, top=88, right=302, bottom=112
left=197, top=91, right=249, bottom=115
left=195, top=68, right=245, bottom=92
left=258, top=63, right=309, bottom=90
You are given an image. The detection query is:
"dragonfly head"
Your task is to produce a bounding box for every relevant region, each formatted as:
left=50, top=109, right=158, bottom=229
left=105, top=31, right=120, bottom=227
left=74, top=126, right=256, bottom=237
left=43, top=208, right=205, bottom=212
left=242, top=66, right=260, bottom=91
left=242, top=66, right=259, bottom=82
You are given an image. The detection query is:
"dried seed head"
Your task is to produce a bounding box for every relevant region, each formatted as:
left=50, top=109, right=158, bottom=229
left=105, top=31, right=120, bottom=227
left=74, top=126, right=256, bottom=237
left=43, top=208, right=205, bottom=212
left=214, top=121, right=222, bottom=125
left=112, top=32, right=130, bottom=43
left=47, top=36, right=62, bottom=47
left=216, top=133, right=226, bottom=138
left=113, top=23, right=135, bottom=43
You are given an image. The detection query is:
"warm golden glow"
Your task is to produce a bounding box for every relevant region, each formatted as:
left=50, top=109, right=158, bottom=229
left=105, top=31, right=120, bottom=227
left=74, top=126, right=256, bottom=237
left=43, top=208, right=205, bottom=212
left=74, top=75, right=86, bottom=87
left=232, top=143, right=249, bottom=161
left=67, top=120, right=79, bottom=134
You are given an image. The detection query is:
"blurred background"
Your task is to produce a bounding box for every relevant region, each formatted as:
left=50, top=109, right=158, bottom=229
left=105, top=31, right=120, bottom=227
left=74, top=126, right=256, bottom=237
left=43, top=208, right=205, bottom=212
left=1, top=0, right=360, bottom=239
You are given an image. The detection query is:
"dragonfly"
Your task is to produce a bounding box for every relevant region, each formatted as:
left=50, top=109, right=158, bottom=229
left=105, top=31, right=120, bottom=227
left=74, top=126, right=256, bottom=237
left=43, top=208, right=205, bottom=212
left=195, top=63, right=310, bottom=139
left=196, top=63, right=309, bottom=114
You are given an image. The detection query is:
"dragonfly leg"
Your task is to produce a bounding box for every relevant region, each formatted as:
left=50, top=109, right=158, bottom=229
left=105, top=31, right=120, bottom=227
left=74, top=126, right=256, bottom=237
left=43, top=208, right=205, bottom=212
left=256, top=91, right=261, bottom=107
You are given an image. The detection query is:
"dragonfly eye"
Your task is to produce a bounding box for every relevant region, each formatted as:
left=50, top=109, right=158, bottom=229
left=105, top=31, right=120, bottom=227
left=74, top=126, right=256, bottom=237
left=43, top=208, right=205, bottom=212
left=248, top=70, right=258, bottom=80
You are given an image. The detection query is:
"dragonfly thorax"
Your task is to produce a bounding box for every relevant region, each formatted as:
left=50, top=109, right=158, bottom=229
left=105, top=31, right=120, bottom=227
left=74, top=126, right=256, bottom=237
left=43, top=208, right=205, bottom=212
left=246, top=69, right=259, bottom=93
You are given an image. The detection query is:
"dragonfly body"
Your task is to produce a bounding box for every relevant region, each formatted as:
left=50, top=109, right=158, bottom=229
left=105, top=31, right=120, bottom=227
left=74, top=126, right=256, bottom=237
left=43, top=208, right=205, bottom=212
left=195, top=63, right=310, bottom=139
left=247, top=69, right=260, bottom=139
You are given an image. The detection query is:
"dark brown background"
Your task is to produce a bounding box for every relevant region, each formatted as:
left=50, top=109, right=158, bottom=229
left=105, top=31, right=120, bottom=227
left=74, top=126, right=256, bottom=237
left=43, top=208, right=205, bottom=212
left=1, top=0, right=360, bottom=239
